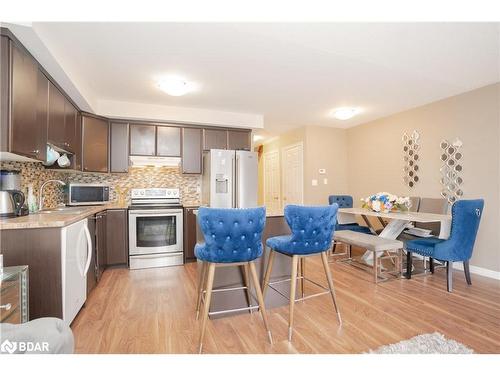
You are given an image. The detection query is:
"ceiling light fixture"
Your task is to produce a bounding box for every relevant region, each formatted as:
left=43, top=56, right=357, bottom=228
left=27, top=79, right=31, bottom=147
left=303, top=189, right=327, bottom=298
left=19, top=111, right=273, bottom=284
left=157, top=76, right=197, bottom=96
left=330, top=107, right=362, bottom=120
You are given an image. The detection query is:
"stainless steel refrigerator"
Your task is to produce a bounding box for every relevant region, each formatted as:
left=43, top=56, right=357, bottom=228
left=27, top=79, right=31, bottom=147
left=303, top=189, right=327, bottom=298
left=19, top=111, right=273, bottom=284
left=201, top=149, right=258, bottom=208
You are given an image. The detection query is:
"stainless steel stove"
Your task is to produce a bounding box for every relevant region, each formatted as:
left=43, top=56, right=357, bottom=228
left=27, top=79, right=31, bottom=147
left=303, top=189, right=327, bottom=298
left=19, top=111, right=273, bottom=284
left=128, top=188, right=183, bottom=269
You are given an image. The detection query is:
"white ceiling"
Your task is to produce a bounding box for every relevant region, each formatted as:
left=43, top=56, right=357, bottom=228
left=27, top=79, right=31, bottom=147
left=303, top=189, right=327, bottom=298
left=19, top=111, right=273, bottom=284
left=17, top=23, right=500, bottom=133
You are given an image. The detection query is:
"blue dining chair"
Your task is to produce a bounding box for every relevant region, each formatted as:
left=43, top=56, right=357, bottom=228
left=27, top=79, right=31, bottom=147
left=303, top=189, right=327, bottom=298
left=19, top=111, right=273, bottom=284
left=405, top=199, right=484, bottom=292
left=195, top=207, right=272, bottom=353
left=328, top=195, right=372, bottom=234
left=263, top=204, right=341, bottom=341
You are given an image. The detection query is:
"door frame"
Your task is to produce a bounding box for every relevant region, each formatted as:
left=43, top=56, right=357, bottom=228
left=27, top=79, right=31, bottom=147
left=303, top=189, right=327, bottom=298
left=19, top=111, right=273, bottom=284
left=263, top=149, right=281, bottom=213
left=281, top=142, right=304, bottom=205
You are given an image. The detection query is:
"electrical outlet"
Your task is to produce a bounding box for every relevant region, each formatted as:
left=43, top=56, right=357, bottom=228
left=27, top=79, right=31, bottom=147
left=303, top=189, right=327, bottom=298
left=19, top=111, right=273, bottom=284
left=319, top=169, right=326, bottom=174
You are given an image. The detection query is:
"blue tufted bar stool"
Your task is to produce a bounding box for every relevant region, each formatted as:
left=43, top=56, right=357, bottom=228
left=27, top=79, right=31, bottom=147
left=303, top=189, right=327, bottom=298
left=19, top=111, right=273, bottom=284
left=263, top=204, right=341, bottom=341
left=405, top=199, right=484, bottom=292
left=194, top=206, right=272, bottom=353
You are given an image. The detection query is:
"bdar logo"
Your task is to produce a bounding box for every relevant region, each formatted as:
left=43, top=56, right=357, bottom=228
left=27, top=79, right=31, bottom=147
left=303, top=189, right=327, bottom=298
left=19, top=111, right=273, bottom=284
left=1, top=339, right=17, bottom=354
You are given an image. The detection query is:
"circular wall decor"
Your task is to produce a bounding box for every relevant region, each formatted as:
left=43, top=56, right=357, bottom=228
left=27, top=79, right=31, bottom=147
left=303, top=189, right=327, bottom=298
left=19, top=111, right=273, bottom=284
left=439, top=138, right=463, bottom=204
left=402, top=130, right=420, bottom=188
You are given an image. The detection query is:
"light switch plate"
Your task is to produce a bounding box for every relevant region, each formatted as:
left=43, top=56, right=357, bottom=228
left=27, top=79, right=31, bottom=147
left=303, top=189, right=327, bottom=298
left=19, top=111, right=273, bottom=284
left=323, top=178, right=328, bottom=185
left=312, top=179, right=318, bottom=186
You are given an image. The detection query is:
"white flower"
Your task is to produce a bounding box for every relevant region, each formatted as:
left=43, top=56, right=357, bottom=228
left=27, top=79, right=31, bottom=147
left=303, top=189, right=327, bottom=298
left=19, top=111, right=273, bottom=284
left=372, top=200, right=381, bottom=212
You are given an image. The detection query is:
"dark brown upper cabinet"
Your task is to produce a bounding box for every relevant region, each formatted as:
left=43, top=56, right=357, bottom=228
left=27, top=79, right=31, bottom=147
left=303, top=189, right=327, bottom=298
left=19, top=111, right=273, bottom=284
left=181, top=127, right=202, bottom=174
left=73, top=113, right=82, bottom=170
left=48, top=81, right=66, bottom=150
left=110, top=122, right=129, bottom=173
left=157, top=126, right=181, bottom=156
left=64, top=98, right=78, bottom=153
left=228, top=130, right=251, bottom=151
left=1, top=38, right=47, bottom=161
left=203, top=128, right=228, bottom=150
left=82, top=115, right=109, bottom=173
left=130, top=124, right=155, bottom=156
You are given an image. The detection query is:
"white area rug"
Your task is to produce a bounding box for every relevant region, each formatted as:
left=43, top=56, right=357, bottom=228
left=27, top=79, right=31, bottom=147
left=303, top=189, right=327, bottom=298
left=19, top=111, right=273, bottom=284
left=369, top=332, right=474, bottom=354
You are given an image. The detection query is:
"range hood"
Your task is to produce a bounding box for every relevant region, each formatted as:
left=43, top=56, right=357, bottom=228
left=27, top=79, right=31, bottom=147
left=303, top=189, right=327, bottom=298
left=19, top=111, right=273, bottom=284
left=129, top=156, right=181, bottom=167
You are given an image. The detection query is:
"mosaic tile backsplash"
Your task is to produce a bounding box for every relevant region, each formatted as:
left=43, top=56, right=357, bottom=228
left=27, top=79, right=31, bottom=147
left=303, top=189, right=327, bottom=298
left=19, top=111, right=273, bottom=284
left=0, top=161, right=201, bottom=209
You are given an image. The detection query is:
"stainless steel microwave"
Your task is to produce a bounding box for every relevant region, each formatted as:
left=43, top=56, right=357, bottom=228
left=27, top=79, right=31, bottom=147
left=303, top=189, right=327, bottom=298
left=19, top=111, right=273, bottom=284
left=67, top=183, right=110, bottom=206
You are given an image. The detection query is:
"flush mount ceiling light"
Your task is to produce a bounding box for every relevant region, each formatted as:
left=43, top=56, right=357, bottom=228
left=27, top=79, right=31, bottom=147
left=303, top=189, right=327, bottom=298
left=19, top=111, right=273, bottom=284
left=330, top=107, right=363, bottom=120
left=157, top=76, right=197, bottom=96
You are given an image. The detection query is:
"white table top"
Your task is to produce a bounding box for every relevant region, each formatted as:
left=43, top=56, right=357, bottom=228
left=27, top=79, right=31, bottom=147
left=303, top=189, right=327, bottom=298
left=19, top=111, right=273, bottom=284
left=338, top=207, right=451, bottom=223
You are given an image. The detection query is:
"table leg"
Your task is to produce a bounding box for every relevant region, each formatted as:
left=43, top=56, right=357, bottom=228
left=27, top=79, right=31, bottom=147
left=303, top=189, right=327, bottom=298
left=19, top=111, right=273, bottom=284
left=360, top=219, right=409, bottom=266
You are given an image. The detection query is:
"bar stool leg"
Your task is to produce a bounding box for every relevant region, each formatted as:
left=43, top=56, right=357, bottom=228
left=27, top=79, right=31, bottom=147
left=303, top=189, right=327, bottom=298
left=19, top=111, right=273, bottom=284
left=248, top=262, right=273, bottom=344
left=196, top=261, right=207, bottom=319
left=288, top=255, right=299, bottom=341
left=241, top=264, right=253, bottom=314
left=320, top=251, right=342, bottom=325
left=262, top=249, right=276, bottom=299
left=198, top=263, right=216, bottom=354
left=300, top=258, right=305, bottom=299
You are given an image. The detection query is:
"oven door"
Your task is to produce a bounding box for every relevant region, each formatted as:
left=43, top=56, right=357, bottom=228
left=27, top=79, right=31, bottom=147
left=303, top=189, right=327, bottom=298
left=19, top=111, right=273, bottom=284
left=129, top=209, right=183, bottom=255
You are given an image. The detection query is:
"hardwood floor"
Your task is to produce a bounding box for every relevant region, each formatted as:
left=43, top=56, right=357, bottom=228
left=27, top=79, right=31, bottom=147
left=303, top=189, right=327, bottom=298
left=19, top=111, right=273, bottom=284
left=71, top=257, right=500, bottom=354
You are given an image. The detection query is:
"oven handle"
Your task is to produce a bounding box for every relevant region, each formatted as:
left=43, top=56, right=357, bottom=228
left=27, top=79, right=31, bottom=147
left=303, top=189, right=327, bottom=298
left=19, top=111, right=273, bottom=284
left=129, top=210, right=183, bottom=216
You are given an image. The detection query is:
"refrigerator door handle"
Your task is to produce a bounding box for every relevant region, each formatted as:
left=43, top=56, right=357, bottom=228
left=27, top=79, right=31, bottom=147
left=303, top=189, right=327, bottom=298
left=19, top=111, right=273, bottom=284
left=235, top=154, right=240, bottom=208
left=231, top=154, right=235, bottom=208
left=83, top=223, right=93, bottom=277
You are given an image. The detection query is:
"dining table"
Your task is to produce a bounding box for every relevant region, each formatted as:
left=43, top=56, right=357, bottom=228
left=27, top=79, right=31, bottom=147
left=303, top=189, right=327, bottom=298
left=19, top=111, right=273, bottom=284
left=337, top=207, right=452, bottom=264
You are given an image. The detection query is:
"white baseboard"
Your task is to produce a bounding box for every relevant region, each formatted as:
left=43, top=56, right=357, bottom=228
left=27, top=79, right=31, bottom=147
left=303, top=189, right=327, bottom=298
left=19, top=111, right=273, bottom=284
left=452, top=262, right=500, bottom=280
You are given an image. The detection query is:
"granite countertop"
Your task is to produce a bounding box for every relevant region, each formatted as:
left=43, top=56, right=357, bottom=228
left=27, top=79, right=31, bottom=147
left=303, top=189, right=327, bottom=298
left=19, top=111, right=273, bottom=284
left=0, top=203, right=129, bottom=230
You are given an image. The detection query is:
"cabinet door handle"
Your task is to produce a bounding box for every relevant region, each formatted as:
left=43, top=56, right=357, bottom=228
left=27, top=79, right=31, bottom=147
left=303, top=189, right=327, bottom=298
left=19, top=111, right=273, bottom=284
left=0, top=303, right=12, bottom=311
left=31, top=149, right=40, bottom=155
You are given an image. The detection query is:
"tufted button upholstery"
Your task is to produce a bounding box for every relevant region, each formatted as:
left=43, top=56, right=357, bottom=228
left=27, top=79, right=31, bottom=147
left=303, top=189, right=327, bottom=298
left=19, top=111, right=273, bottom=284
left=266, top=204, right=338, bottom=255
left=406, top=199, right=484, bottom=262
left=328, top=195, right=354, bottom=208
left=195, top=207, right=266, bottom=263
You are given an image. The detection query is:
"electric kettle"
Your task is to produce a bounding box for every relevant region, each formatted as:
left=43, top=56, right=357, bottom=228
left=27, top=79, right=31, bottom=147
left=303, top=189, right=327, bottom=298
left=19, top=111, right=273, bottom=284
left=0, top=190, right=25, bottom=218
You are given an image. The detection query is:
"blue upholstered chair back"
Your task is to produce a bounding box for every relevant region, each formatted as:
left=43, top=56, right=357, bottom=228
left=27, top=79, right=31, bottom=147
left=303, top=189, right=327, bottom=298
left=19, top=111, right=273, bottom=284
left=196, top=206, right=266, bottom=263
left=434, top=199, right=484, bottom=261
left=284, top=204, right=338, bottom=253
left=328, top=195, right=353, bottom=208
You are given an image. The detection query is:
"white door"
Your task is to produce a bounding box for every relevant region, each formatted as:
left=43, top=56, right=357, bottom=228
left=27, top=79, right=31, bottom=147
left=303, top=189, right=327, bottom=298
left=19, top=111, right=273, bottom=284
left=282, top=142, right=304, bottom=206
left=263, top=150, right=281, bottom=214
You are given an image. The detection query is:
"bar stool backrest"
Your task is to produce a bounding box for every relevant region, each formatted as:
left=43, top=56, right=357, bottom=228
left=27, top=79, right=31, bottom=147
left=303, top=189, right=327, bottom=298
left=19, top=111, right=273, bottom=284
left=197, top=206, right=266, bottom=263
left=284, top=204, right=338, bottom=253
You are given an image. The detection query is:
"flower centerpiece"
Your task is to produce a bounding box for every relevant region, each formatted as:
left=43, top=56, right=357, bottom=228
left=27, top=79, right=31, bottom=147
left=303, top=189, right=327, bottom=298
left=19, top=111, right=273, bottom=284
left=361, top=192, right=411, bottom=213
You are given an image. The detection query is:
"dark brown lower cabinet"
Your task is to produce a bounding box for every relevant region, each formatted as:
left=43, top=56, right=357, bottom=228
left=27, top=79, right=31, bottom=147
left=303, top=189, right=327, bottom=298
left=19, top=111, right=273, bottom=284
left=95, top=211, right=107, bottom=282
left=106, top=209, right=129, bottom=266
left=183, top=206, right=199, bottom=263
left=86, top=216, right=97, bottom=296
left=0, top=227, right=63, bottom=320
